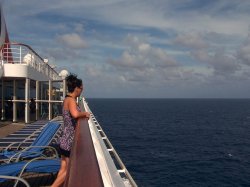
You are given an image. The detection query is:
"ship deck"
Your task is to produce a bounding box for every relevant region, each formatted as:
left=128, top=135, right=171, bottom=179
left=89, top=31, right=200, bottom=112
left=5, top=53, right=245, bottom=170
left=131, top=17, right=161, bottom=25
left=0, top=119, right=62, bottom=187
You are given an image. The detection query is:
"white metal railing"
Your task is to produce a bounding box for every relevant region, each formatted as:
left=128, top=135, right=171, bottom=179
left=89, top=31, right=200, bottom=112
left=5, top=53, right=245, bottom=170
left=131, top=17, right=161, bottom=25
left=0, top=42, right=60, bottom=80
left=82, top=98, right=137, bottom=187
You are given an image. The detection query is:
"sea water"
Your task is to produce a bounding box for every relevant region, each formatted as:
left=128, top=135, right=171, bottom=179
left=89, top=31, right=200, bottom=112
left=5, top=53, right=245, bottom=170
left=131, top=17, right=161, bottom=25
left=87, top=99, right=250, bottom=187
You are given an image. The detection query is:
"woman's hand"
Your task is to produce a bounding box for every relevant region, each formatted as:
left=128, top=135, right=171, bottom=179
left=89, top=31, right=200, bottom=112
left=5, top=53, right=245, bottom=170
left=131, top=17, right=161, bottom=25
left=83, top=112, right=90, bottom=119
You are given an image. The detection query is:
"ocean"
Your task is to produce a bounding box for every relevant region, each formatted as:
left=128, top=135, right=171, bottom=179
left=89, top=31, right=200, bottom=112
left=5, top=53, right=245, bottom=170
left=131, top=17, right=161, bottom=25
left=87, top=99, right=250, bottom=187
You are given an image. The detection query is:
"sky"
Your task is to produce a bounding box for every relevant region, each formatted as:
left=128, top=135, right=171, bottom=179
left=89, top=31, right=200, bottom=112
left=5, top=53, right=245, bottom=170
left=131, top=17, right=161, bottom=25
left=2, top=0, right=250, bottom=98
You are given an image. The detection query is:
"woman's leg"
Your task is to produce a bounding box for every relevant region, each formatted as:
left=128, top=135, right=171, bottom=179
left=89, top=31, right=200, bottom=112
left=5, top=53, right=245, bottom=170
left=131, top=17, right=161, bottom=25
left=51, top=156, right=69, bottom=187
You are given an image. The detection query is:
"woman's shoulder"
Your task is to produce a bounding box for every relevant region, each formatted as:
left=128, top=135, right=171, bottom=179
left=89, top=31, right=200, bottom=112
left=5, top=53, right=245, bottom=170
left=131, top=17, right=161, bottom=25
left=63, top=97, right=72, bottom=110
left=64, top=96, right=78, bottom=109
left=64, top=96, right=75, bottom=103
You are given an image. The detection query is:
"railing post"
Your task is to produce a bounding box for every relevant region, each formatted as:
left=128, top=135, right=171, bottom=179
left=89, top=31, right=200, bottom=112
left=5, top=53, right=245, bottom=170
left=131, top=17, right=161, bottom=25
left=36, top=81, right=39, bottom=120
left=63, top=79, right=66, bottom=99
left=1, top=79, right=5, bottom=121
left=48, top=80, right=52, bottom=120
left=7, top=45, right=8, bottom=63
left=13, top=80, right=17, bottom=122
left=19, top=46, right=22, bottom=64
left=25, top=78, right=30, bottom=123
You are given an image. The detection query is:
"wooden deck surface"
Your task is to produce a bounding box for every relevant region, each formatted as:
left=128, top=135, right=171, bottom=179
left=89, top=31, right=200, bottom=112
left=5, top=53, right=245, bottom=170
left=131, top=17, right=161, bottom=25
left=0, top=121, right=25, bottom=138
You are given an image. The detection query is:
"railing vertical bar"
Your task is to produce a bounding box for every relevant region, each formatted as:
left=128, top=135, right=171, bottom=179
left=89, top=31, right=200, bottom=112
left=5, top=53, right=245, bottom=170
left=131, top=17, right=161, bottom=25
left=19, top=46, right=22, bottom=64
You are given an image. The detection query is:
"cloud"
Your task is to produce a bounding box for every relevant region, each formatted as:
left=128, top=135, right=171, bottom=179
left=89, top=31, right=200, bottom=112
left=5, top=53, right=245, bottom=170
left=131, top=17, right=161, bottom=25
left=191, top=49, right=240, bottom=76
left=109, top=35, right=179, bottom=71
left=238, top=44, right=250, bottom=65
left=173, top=32, right=208, bottom=49
left=237, top=34, right=250, bottom=66
left=74, top=23, right=84, bottom=33
left=56, top=33, right=87, bottom=49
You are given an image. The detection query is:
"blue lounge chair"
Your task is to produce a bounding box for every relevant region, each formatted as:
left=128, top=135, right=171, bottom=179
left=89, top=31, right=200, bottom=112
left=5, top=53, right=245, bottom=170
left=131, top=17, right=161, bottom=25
left=0, top=175, right=30, bottom=187
left=0, top=121, right=61, bottom=162
left=0, top=157, right=60, bottom=187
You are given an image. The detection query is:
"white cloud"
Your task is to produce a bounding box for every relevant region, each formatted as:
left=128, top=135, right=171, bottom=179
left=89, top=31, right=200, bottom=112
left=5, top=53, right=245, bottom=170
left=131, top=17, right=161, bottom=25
left=173, top=32, right=208, bottom=49
left=109, top=35, right=178, bottom=71
left=56, top=33, right=87, bottom=49
left=191, top=49, right=240, bottom=75
left=237, top=35, right=250, bottom=66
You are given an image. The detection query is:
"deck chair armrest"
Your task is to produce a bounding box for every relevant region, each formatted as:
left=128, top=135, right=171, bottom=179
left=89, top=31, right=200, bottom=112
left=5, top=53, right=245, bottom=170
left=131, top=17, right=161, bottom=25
left=43, top=145, right=59, bottom=158
left=17, top=157, right=58, bottom=177
left=5, top=136, right=38, bottom=151
left=8, top=145, right=59, bottom=163
left=16, top=139, right=35, bottom=150
left=25, top=145, right=59, bottom=158
left=4, top=142, right=25, bottom=151
left=16, top=157, right=58, bottom=186
left=0, top=175, right=30, bottom=187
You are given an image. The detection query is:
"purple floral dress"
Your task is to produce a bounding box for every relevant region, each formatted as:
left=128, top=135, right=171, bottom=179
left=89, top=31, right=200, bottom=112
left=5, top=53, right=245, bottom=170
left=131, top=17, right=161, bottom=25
left=59, top=105, right=81, bottom=151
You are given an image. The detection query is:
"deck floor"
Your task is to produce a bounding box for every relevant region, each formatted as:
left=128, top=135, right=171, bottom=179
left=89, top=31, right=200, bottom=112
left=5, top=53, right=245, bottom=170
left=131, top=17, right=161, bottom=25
left=0, top=121, right=48, bottom=150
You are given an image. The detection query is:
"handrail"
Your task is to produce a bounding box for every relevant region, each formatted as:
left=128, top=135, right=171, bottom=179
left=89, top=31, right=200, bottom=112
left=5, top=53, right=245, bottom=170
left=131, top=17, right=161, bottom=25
left=91, top=118, right=137, bottom=187
left=0, top=42, right=60, bottom=80
left=63, top=118, right=104, bottom=187
left=83, top=99, right=137, bottom=187
left=10, top=42, right=44, bottom=62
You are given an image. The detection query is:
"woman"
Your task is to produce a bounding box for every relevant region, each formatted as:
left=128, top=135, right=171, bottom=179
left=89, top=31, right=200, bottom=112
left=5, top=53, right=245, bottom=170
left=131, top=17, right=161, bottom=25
left=52, top=74, right=90, bottom=187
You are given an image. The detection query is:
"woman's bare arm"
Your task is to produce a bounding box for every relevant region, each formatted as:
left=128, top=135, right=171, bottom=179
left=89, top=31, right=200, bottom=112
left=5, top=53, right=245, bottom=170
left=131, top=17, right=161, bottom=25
left=67, top=98, right=90, bottom=119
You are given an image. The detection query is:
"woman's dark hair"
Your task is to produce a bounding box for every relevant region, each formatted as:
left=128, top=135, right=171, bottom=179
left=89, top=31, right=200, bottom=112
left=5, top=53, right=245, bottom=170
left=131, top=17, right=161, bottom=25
left=66, top=74, right=82, bottom=93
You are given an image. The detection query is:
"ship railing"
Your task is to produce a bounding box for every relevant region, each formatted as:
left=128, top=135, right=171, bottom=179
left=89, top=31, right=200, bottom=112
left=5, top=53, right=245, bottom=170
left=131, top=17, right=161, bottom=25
left=63, top=112, right=104, bottom=187
left=64, top=97, right=137, bottom=187
left=84, top=98, right=137, bottom=186
left=0, top=42, right=60, bottom=80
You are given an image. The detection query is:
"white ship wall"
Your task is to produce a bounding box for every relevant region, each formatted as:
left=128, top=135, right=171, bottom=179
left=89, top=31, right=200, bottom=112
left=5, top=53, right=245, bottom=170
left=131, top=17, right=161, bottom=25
left=3, top=64, right=51, bottom=81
